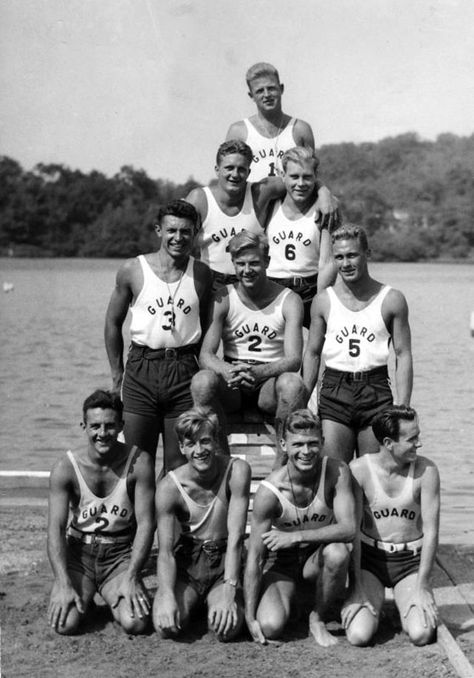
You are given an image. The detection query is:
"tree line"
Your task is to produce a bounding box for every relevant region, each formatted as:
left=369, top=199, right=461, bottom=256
left=1, top=131, right=473, bottom=261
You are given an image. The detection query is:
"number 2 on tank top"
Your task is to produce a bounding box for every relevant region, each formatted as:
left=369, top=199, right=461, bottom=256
left=248, top=335, right=262, bottom=352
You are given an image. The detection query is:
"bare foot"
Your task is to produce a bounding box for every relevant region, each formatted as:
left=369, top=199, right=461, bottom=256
left=309, top=611, right=338, bottom=647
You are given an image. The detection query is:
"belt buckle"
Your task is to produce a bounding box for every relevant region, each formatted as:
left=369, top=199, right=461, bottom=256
left=164, top=347, right=177, bottom=360
left=387, top=543, right=397, bottom=554
left=352, top=371, right=364, bottom=382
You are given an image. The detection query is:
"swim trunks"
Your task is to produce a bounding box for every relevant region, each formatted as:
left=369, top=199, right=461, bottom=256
left=361, top=541, right=421, bottom=588
left=318, top=366, right=393, bottom=430
left=263, top=544, right=320, bottom=583
left=66, top=536, right=133, bottom=593
left=174, top=535, right=230, bottom=597
left=268, top=274, right=318, bottom=329
left=122, top=343, right=199, bottom=419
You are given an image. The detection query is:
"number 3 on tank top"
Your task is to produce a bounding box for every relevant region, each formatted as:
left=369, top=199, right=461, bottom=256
left=348, top=338, right=360, bottom=357
left=162, top=308, right=176, bottom=332
left=248, top=335, right=262, bottom=352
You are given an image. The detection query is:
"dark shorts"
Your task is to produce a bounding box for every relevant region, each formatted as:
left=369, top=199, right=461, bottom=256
left=263, top=543, right=319, bottom=583
left=361, top=542, right=421, bottom=588
left=122, top=343, right=199, bottom=419
left=66, top=537, right=132, bottom=593
left=319, top=366, right=393, bottom=430
left=174, top=535, right=229, bottom=598
left=269, top=275, right=318, bottom=329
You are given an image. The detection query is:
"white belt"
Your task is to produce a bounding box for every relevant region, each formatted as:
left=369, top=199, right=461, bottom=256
left=68, top=528, right=131, bottom=545
left=360, top=531, right=423, bottom=555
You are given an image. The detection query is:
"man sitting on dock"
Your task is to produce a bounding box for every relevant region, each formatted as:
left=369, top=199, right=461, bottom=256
left=244, top=409, right=355, bottom=646
left=342, top=405, right=439, bottom=646
left=47, top=389, right=155, bottom=635
left=153, top=408, right=251, bottom=640
left=191, top=230, right=307, bottom=467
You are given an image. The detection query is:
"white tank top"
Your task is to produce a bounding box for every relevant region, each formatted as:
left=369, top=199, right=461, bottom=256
left=361, top=455, right=422, bottom=543
left=244, top=117, right=296, bottom=181
left=199, top=185, right=263, bottom=274
left=222, top=285, right=290, bottom=362
left=261, top=457, right=333, bottom=537
left=266, top=200, right=320, bottom=277
left=129, top=255, right=201, bottom=349
left=323, top=286, right=392, bottom=371
left=168, top=459, right=233, bottom=541
left=67, top=448, right=136, bottom=537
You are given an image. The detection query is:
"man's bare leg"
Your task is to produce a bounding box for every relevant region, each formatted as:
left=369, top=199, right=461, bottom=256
left=309, top=543, right=350, bottom=647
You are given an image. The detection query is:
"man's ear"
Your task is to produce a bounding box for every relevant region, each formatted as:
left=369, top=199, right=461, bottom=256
left=280, top=437, right=287, bottom=450
left=80, top=421, right=86, bottom=430
left=248, top=89, right=254, bottom=101
left=280, top=83, right=285, bottom=95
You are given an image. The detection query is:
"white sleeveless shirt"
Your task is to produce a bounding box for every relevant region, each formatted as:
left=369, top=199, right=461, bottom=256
left=244, top=117, right=296, bottom=181
left=67, top=448, right=136, bottom=537
left=266, top=200, right=320, bottom=277
left=323, top=286, right=392, bottom=372
left=222, top=285, right=290, bottom=362
left=129, top=255, right=201, bottom=349
left=361, top=455, right=422, bottom=543
left=261, top=457, right=333, bottom=537
left=199, top=185, right=263, bottom=274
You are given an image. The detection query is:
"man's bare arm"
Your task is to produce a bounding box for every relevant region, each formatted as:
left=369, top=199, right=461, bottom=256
left=317, top=227, right=337, bottom=293
left=302, top=293, right=328, bottom=394
left=385, top=290, right=413, bottom=405
left=293, top=119, right=315, bottom=149
left=47, top=458, right=85, bottom=628
left=244, top=486, right=277, bottom=644
left=104, top=261, right=135, bottom=393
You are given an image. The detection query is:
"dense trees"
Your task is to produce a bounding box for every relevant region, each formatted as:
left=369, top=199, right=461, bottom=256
left=1, top=132, right=473, bottom=260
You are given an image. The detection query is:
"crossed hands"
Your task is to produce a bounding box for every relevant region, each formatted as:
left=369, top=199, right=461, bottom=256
left=225, top=362, right=260, bottom=391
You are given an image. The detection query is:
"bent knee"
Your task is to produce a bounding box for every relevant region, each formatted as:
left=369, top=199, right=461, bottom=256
left=322, top=542, right=350, bottom=571
left=191, top=370, right=219, bottom=402
left=257, top=609, right=289, bottom=640
left=408, top=624, right=436, bottom=646
left=54, top=617, right=82, bottom=636
left=121, top=615, right=149, bottom=635
left=275, top=372, right=305, bottom=397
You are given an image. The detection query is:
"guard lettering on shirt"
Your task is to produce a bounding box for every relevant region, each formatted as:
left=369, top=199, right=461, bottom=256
left=271, top=230, right=312, bottom=247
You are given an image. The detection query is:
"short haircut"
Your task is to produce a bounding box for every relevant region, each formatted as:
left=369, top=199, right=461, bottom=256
left=216, top=139, right=253, bottom=167
left=227, top=229, right=269, bottom=259
left=156, top=199, right=198, bottom=229
left=246, top=62, right=280, bottom=88
left=372, top=405, right=418, bottom=444
left=174, top=407, right=220, bottom=444
left=282, top=146, right=320, bottom=174
left=331, top=224, right=369, bottom=251
left=283, top=409, right=322, bottom=436
left=82, top=389, right=123, bottom=422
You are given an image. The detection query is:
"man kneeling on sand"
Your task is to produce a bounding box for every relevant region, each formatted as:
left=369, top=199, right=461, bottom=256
left=342, top=406, right=439, bottom=646
left=47, top=390, right=155, bottom=635
left=153, top=408, right=251, bottom=640
left=244, top=409, right=356, bottom=646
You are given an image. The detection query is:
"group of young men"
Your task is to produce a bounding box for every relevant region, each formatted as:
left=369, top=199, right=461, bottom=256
left=47, top=62, right=440, bottom=649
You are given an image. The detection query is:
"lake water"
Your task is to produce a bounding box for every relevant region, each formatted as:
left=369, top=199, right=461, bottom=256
left=1, top=258, right=473, bottom=545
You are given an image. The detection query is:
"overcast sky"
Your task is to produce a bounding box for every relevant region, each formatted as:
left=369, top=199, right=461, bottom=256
left=1, top=0, right=473, bottom=184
